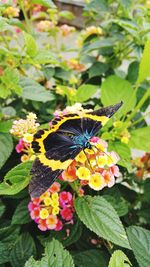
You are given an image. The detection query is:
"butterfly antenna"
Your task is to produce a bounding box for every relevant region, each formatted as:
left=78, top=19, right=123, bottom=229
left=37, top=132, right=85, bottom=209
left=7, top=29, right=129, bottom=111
left=92, top=144, right=113, bottom=163
left=83, top=149, right=94, bottom=173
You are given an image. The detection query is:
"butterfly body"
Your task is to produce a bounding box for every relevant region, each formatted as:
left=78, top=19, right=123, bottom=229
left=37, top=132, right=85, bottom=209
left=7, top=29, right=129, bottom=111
left=29, top=102, right=123, bottom=198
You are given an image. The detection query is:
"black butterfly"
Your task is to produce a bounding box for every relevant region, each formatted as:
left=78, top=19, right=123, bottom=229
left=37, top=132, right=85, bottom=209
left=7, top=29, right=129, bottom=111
left=29, top=102, right=123, bottom=198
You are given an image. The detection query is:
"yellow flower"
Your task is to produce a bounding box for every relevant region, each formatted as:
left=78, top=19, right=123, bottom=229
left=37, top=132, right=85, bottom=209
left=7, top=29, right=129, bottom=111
left=27, top=112, right=37, bottom=120
left=107, top=155, right=114, bottom=166
left=4, top=6, right=19, bottom=18
left=97, top=155, right=107, bottom=167
left=23, top=133, right=33, bottom=143
left=40, top=192, right=50, bottom=200
left=121, top=136, right=129, bottom=144
left=84, top=148, right=94, bottom=155
left=39, top=208, right=49, bottom=219
left=52, top=206, right=60, bottom=215
left=89, top=173, right=105, bottom=190
left=51, top=192, right=59, bottom=201
left=21, top=154, right=29, bottom=162
left=43, top=197, right=52, bottom=206
left=51, top=199, right=59, bottom=207
left=95, top=143, right=105, bottom=152
left=113, top=121, right=123, bottom=128
left=70, top=76, right=78, bottom=85
left=46, top=215, right=57, bottom=230
left=75, top=151, right=87, bottom=163
left=76, top=167, right=91, bottom=180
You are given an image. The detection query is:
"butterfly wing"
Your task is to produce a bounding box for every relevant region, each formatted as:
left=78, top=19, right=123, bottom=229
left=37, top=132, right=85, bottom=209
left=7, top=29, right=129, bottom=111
left=29, top=102, right=123, bottom=197
left=29, top=132, right=82, bottom=197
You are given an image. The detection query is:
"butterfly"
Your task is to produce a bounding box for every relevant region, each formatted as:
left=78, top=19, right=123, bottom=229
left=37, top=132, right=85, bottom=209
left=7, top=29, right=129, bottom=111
left=29, top=101, right=123, bottom=198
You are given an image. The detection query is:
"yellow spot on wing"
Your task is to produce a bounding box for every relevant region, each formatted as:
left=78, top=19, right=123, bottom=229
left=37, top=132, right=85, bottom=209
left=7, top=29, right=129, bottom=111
left=38, top=154, right=72, bottom=171
left=83, top=114, right=109, bottom=125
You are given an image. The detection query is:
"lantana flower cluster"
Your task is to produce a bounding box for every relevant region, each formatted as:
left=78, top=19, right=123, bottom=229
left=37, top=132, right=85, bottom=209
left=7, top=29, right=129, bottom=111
left=28, top=182, right=74, bottom=231
left=61, top=136, right=120, bottom=191
left=132, top=153, right=150, bottom=179
left=10, top=112, right=39, bottom=162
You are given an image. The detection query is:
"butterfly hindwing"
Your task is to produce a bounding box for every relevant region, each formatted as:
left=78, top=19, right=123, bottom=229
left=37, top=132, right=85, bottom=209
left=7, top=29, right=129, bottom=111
left=30, top=132, right=82, bottom=197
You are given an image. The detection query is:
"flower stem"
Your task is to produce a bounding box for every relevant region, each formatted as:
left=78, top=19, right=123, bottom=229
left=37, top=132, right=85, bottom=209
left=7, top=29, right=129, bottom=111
left=125, top=87, right=150, bottom=124
left=18, top=0, right=31, bottom=33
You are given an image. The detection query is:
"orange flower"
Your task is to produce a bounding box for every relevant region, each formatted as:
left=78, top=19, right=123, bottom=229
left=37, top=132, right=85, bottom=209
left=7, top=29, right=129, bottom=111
left=62, top=161, right=77, bottom=182
left=49, top=182, right=60, bottom=193
left=46, top=215, right=58, bottom=230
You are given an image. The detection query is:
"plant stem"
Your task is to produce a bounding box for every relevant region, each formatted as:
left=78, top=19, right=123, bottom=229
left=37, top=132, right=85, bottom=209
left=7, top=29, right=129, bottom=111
left=130, top=111, right=150, bottom=127
left=18, top=0, right=31, bottom=33
left=125, top=87, right=150, bottom=123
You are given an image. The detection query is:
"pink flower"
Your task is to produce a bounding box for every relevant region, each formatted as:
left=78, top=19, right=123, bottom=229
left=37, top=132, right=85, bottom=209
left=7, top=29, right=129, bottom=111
left=15, top=138, right=24, bottom=153
left=90, top=136, right=99, bottom=143
left=28, top=202, right=37, bottom=212
left=15, top=27, right=22, bottom=34
left=55, top=219, right=63, bottom=231
left=30, top=207, right=40, bottom=220
left=110, top=165, right=120, bottom=177
left=60, top=207, right=73, bottom=221
left=38, top=219, right=48, bottom=231
left=102, top=170, right=115, bottom=188
left=59, top=191, right=72, bottom=208
left=32, top=197, right=41, bottom=205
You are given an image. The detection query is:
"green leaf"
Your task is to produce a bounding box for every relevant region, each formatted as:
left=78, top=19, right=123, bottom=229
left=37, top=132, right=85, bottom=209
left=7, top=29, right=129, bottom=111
left=0, top=201, right=5, bottom=218
left=76, top=84, right=98, bottom=102
left=108, top=250, right=132, bottom=267
left=101, top=75, right=136, bottom=118
left=84, top=0, right=108, bottom=13
left=63, top=220, right=82, bottom=247
left=0, top=242, right=11, bottom=264
left=33, top=50, right=58, bottom=64
left=11, top=198, right=31, bottom=225
left=89, top=62, right=109, bottom=78
left=9, top=233, right=36, bottom=267
left=0, top=84, right=10, bottom=99
left=129, top=126, right=150, bottom=152
left=0, top=120, right=13, bottom=133
left=126, top=61, right=139, bottom=84
left=1, top=68, right=19, bottom=86
left=0, top=133, right=13, bottom=169
left=75, top=196, right=130, bottom=249
left=31, top=0, right=56, bottom=8
left=43, top=239, right=74, bottom=267
left=127, top=226, right=150, bottom=267
left=23, top=32, right=38, bottom=57
left=108, top=141, right=131, bottom=171
left=0, top=17, right=9, bottom=31
left=26, top=239, right=74, bottom=267
left=137, top=39, right=150, bottom=84
left=144, top=179, right=150, bottom=203
left=19, top=77, right=54, bottom=102
left=103, top=195, right=128, bottom=217
left=24, top=256, right=40, bottom=267
left=74, top=249, right=108, bottom=267
left=0, top=225, right=20, bottom=243
left=59, top=11, right=75, bottom=20
left=8, top=18, right=27, bottom=32
left=0, top=161, right=32, bottom=195
left=120, top=0, right=132, bottom=9
left=83, top=38, right=114, bottom=53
